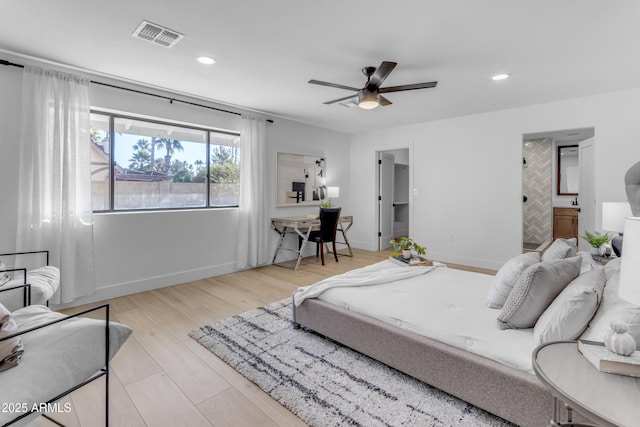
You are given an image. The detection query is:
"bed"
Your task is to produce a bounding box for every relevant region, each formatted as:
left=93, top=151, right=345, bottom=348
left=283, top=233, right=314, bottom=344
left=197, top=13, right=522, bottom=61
left=292, top=242, right=631, bottom=427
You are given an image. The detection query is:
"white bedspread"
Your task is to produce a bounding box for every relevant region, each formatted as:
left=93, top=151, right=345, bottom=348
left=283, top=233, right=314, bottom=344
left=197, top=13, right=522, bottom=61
left=308, top=261, right=537, bottom=374
left=293, top=260, right=445, bottom=306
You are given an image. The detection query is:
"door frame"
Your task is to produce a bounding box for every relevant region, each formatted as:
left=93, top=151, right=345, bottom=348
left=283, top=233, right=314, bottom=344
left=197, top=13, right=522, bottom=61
left=374, top=143, right=414, bottom=251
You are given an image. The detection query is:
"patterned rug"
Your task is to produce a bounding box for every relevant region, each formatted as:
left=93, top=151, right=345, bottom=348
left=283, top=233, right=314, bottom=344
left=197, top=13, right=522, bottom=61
left=189, top=299, right=514, bottom=427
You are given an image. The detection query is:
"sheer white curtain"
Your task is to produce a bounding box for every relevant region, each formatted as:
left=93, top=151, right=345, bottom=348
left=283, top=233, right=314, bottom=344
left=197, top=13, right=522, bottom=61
left=17, top=66, right=96, bottom=304
left=236, top=115, right=269, bottom=269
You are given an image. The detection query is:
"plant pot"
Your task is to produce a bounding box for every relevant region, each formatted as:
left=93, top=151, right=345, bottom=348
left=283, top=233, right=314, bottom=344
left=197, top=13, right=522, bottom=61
left=402, top=249, right=412, bottom=259
left=590, top=246, right=600, bottom=255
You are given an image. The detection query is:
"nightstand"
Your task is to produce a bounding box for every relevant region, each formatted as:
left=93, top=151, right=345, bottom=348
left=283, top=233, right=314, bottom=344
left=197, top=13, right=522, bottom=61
left=591, top=254, right=616, bottom=266
left=533, top=341, right=640, bottom=427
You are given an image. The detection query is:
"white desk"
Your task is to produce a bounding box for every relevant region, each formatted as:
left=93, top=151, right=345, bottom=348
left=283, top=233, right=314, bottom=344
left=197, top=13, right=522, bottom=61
left=271, top=215, right=353, bottom=270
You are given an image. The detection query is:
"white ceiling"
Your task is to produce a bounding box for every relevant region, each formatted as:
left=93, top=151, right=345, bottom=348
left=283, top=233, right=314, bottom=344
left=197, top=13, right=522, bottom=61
left=2, top=1, right=640, bottom=134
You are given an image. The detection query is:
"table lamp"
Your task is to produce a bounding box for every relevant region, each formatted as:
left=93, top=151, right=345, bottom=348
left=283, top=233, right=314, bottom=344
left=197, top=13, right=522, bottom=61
left=602, top=202, right=632, bottom=257
left=327, top=186, right=340, bottom=199
left=619, top=217, right=640, bottom=305
left=608, top=217, right=640, bottom=355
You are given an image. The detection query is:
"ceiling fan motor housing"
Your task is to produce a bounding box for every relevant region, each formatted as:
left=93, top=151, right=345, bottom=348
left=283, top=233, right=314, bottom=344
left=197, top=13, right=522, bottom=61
left=358, top=88, right=380, bottom=109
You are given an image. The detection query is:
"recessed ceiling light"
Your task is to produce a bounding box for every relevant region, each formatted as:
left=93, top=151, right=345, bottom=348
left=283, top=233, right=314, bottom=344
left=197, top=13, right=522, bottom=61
left=492, top=73, right=510, bottom=81
left=197, top=56, right=216, bottom=65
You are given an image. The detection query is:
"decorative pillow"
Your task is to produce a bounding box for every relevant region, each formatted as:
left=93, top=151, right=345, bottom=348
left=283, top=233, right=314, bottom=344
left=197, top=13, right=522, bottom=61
left=0, top=266, right=60, bottom=311
left=581, top=258, right=640, bottom=348
left=576, top=251, right=597, bottom=274
left=0, top=260, right=12, bottom=286
left=486, top=252, right=540, bottom=309
left=534, top=267, right=606, bottom=345
left=0, top=302, right=23, bottom=372
left=497, top=256, right=581, bottom=330
left=542, top=238, right=577, bottom=262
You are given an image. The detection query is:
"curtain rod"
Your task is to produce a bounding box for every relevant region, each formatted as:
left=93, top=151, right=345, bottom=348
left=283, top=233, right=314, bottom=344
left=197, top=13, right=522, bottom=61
left=1, top=58, right=273, bottom=123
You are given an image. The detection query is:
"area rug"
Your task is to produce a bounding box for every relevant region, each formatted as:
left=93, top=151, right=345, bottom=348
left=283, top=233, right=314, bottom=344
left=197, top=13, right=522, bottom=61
left=189, top=299, right=514, bottom=427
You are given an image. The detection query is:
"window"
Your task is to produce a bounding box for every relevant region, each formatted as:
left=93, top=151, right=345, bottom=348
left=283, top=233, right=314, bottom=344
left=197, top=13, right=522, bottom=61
left=90, top=112, right=240, bottom=211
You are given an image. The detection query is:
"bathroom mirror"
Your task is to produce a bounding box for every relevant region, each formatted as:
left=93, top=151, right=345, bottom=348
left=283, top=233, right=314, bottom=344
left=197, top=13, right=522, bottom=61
left=557, top=145, right=579, bottom=195
left=276, top=153, right=325, bottom=206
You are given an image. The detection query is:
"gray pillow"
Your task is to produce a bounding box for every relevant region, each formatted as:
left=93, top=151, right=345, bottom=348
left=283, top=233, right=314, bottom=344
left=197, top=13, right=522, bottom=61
left=534, top=267, right=605, bottom=345
left=486, top=252, right=540, bottom=309
left=542, top=238, right=577, bottom=262
left=497, top=256, right=581, bottom=330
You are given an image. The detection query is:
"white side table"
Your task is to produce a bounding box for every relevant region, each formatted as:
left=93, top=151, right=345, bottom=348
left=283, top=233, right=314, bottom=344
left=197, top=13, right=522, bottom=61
left=533, top=341, right=640, bottom=427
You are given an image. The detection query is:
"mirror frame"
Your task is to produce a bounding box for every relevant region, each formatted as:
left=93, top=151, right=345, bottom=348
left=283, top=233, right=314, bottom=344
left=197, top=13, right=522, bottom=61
left=276, top=152, right=326, bottom=207
left=557, top=145, right=579, bottom=196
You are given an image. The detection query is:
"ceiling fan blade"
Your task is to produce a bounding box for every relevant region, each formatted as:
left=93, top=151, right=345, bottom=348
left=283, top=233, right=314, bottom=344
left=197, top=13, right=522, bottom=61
left=324, top=94, right=358, bottom=105
left=379, top=81, right=438, bottom=93
left=308, top=79, right=360, bottom=92
left=366, top=61, right=397, bottom=90
left=379, top=95, right=392, bottom=106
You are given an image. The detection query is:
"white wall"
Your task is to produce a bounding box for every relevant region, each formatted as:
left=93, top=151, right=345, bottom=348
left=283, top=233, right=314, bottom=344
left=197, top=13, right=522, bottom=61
left=348, top=89, right=640, bottom=269
left=0, top=60, right=350, bottom=307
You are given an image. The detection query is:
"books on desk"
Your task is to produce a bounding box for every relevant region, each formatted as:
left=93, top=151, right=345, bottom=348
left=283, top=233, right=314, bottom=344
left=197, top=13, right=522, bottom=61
left=388, top=255, right=433, bottom=267
left=577, top=339, right=640, bottom=377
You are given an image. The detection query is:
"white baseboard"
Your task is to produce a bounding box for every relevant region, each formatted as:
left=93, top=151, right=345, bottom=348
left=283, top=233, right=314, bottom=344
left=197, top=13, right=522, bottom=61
left=52, top=262, right=238, bottom=310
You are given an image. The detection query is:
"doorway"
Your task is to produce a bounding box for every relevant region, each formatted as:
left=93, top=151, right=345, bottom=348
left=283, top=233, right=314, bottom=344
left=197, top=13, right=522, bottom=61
left=521, top=127, right=595, bottom=253
left=377, top=148, right=411, bottom=250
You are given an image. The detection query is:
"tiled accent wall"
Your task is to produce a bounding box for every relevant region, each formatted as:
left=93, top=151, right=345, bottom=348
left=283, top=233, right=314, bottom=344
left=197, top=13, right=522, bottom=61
left=523, top=138, right=552, bottom=244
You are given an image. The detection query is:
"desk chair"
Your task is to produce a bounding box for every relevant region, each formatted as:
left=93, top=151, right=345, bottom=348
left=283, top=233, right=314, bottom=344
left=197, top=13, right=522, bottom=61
left=308, top=207, right=341, bottom=265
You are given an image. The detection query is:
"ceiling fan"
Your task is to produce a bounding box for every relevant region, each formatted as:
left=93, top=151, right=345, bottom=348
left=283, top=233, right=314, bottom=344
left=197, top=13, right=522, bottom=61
left=308, top=61, right=437, bottom=110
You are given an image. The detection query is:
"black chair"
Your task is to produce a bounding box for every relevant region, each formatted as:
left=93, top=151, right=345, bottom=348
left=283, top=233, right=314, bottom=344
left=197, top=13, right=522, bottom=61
left=307, top=207, right=341, bottom=265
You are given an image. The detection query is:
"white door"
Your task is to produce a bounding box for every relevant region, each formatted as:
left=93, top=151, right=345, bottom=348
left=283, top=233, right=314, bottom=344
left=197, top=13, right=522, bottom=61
left=378, top=153, right=394, bottom=250
left=578, top=137, right=595, bottom=252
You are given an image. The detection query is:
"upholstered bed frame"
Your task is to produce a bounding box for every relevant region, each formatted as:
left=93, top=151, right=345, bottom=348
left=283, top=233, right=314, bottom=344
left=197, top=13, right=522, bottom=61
left=293, top=297, right=591, bottom=427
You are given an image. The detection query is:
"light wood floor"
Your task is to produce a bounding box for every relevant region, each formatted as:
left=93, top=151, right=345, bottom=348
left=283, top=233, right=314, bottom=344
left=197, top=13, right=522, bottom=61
left=34, top=249, right=495, bottom=427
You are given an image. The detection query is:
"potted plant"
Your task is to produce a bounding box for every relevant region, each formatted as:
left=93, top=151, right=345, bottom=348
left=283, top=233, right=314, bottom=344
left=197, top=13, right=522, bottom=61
left=579, top=231, right=612, bottom=254
left=319, top=199, right=334, bottom=208
left=390, top=237, right=426, bottom=259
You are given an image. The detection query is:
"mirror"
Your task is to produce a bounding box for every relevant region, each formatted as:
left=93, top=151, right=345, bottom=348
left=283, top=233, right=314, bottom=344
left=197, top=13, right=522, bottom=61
left=557, top=145, right=579, bottom=195
left=276, top=153, right=326, bottom=206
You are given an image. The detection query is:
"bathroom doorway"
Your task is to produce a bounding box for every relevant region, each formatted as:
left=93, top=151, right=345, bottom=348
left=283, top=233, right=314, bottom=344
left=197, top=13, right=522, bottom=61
left=522, top=127, right=595, bottom=253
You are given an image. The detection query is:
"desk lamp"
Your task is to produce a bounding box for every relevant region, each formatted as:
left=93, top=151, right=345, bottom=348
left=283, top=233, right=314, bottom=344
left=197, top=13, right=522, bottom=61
left=608, top=217, right=640, bottom=355
left=602, top=202, right=632, bottom=257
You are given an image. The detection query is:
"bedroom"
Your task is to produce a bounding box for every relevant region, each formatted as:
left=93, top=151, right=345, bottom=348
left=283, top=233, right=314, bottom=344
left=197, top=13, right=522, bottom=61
left=1, top=1, right=640, bottom=426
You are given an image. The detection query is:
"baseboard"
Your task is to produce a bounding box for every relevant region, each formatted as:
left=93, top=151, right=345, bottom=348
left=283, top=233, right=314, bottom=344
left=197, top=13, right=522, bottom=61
left=52, top=262, right=238, bottom=310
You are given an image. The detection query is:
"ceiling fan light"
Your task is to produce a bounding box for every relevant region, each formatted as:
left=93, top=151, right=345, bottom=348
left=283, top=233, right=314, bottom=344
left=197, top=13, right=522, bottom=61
left=358, top=89, right=380, bottom=110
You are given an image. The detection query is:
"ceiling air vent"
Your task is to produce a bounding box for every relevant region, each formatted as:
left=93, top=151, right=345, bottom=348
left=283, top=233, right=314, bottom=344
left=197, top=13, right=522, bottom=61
left=132, top=20, right=184, bottom=48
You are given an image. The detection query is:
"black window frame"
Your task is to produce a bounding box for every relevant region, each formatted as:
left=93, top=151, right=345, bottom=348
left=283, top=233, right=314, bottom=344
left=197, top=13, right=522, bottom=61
left=90, top=110, right=241, bottom=212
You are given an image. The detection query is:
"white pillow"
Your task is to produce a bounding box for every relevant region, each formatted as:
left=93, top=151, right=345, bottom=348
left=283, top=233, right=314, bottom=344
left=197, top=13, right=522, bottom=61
left=534, top=267, right=606, bottom=345
left=581, top=259, right=640, bottom=348
left=542, top=238, right=577, bottom=262
left=486, top=252, right=540, bottom=309
left=497, top=256, right=582, bottom=330
left=0, top=302, right=23, bottom=372
left=576, top=251, right=597, bottom=274
left=0, top=266, right=60, bottom=311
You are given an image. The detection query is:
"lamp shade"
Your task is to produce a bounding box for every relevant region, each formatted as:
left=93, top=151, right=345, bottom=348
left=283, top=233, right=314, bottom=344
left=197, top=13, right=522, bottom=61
left=327, top=186, right=340, bottom=198
left=602, top=202, right=632, bottom=232
left=619, top=217, right=640, bottom=306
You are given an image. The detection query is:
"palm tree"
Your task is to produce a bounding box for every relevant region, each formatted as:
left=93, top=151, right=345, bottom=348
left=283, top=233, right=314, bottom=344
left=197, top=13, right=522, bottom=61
left=152, top=138, right=184, bottom=171
left=129, top=138, right=152, bottom=171
left=129, top=150, right=151, bottom=171
left=132, top=138, right=150, bottom=152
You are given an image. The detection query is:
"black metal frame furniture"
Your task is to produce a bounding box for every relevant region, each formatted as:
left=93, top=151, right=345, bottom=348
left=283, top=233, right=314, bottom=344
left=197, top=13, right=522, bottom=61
left=0, top=250, right=51, bottom=308
left=0, top=285, right=112, bottom=427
